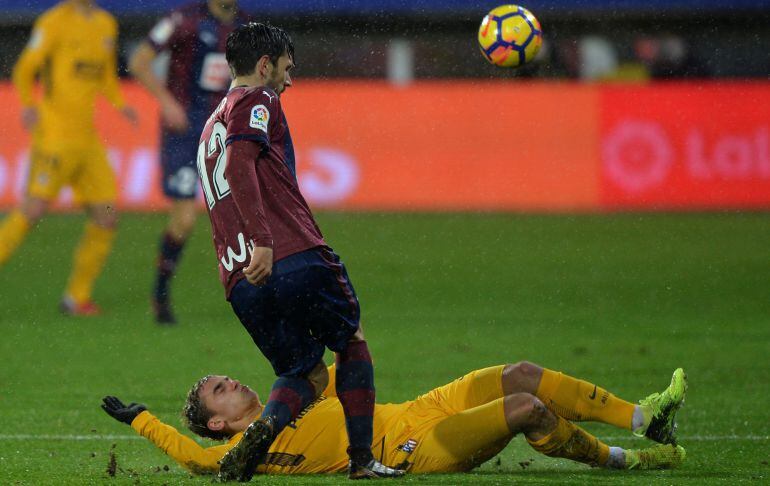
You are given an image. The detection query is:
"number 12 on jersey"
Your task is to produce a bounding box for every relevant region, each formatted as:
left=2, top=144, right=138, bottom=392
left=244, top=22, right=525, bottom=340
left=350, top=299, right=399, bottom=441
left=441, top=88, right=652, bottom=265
left=196, top=121, right=230, bottom=209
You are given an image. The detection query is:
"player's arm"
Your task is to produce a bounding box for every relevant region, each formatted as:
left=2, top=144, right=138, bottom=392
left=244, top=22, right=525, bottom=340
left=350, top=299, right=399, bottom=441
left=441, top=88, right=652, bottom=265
left=224, top=140, right=274, bottom=285
left=224, top=92, right=283, bottom=285
left=101, top=396, right=231, bottom=475
left=128, top=15, right=189, bottom=132
left=101, top=18, right=137, bottom=125
left=12, top=14, right=56, bottom=130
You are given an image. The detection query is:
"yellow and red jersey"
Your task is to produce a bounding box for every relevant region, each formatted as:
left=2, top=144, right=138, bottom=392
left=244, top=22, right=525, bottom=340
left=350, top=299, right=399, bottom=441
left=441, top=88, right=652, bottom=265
left=12, top=1, right=124, bottom=144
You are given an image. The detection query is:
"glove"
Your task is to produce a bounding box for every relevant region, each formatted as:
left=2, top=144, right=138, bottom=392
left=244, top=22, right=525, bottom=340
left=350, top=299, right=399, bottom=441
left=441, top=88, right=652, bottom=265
left=101, top=396, right=147, bottom=425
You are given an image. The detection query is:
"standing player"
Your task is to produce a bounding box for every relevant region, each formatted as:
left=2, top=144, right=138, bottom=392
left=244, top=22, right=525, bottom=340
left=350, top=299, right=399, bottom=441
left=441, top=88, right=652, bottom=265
left=0, top=0, right=137, bottom=315
left=196, top=23, right=404, bottom=481
left=129, top=0, right=250, bottom=325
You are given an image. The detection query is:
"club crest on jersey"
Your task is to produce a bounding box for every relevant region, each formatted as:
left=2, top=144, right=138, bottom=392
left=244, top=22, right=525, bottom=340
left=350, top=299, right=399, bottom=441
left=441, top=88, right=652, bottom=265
left=249, top=105, right=269, bottom=133
left=397, top=439, right=418, bottom=454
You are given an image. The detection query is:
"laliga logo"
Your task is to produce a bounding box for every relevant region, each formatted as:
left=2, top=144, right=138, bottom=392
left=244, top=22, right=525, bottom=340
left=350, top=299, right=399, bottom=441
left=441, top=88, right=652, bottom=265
left=604, top=120, right=770, bottom=194
left=603, top=121, right=672, bottom=193
left=298, top=147, right=360, bottom=205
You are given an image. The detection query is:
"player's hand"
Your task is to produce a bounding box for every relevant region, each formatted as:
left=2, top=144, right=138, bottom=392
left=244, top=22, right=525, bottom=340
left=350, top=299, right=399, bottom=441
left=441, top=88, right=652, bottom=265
left=160, top=97, right=190, bottom=133
left=244, top=247, right=273, bottom=286
left=121, top=106, right=139, bottom=126
left=20, top=107, right=38, bottom=131
left=101, top=396, right=147, bottom=425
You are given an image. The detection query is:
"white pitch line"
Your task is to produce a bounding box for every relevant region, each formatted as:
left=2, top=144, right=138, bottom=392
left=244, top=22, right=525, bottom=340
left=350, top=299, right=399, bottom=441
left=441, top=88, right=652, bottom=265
left=0, top=434, right=768, bottom=441
left=603, top=435, right=770, bottom=441
left=0, top=434, right=144, bottom=441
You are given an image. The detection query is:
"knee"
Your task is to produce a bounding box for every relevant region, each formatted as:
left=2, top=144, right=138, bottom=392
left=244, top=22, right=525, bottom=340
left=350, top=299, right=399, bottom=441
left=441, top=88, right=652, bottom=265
left=504, top=361, right=541, bottom=381
left=86, top=204, right=118, bottom=229
left=177, top=211, right=197, bottom=235
left=306, top=362, right=329, bottom=398
left=504, top=393, right=555, bottom=432
left=502, top=361, right=543, bottom=394
left=20, top=199, right=47, bottom=223
left=348, top=325, right=365, bottom=342
left=169, top=202, right=198, bottom=239
left=93, top=211, right=118, bottom=229
left=526, top=396, right=553, bottom=428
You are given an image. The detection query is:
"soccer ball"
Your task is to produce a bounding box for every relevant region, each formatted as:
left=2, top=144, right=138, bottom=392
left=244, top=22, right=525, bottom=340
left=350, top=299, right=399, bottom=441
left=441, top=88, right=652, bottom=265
left=478, top=5, right=543, bottom=68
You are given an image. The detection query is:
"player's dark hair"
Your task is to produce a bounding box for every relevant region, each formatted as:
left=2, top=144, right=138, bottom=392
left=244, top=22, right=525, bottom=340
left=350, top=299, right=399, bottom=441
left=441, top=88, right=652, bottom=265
left=182, top=375, right=229, bottom=441
left=226, top=22, right=295, bottom=76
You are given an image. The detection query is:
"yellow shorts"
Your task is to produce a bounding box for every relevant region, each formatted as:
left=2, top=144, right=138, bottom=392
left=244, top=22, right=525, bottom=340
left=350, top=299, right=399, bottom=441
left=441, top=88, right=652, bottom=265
left=26, top=138, right=116, bottom=205
left=386, top=366, right=512, bottom=473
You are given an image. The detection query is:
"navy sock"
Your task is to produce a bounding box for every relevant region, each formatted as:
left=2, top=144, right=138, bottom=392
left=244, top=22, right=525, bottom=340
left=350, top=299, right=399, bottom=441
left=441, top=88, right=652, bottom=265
left=261, top=376, right=316, bottom=434
left=336, top=340, right=375, bottom=463
left=154, top=233, right=185, bottom=304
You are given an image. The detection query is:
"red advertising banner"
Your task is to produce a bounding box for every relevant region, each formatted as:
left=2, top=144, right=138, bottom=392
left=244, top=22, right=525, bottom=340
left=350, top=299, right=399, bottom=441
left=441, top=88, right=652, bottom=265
left=599, top=82, right=770, bottom=210
left=281, top=81, right=600, bottom=211
left=0, top=83, right=163, bottom=210
left=0, top=80, right=768, bottom=212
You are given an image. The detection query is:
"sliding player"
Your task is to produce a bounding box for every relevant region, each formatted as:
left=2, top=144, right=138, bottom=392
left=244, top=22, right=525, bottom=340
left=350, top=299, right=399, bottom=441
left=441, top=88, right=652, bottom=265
left=102, top=362, right=687, bottom=476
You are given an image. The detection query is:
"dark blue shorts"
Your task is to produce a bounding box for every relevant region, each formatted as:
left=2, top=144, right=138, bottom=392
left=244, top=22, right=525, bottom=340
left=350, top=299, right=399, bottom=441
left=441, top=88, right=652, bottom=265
left=229, top=246, right=361, bottom=378
left=160, top=131, right=199, bottom=199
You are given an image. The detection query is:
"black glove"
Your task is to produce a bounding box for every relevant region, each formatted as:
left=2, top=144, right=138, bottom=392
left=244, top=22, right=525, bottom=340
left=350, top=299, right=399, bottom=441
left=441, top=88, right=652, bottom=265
left=101, top=396, right=147, bottom=425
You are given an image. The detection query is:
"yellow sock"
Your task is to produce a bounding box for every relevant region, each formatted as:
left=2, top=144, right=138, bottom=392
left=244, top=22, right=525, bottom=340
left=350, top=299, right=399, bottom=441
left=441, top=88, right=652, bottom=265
left=536, top=369, right=635, bottom=430
left=527, top=416, right=610, bottom=467
left=65, top=222, right=115, bottom=304
left=0, top=211, right=31, bottom=265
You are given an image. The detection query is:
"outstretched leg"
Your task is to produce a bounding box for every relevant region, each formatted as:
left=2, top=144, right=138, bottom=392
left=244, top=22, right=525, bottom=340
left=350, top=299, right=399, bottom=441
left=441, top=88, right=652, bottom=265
left=502, top=362, right=638, bottom=430
left=509, top=393, right=685, bottom=471
left=407, top=392, right=684, bottom=474
left=502, top=362, right=687, bottom=442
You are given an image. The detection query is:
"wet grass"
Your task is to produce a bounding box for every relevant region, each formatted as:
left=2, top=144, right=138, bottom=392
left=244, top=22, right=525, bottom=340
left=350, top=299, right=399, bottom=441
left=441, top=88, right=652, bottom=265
left=1, top=211, right=768, bottom=484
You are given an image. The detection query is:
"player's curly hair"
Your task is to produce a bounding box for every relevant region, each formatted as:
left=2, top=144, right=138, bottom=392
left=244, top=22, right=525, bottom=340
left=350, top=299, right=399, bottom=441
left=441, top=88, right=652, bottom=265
left=226, top=22, right=295, bottom=76
left=182, top=375, right=228, bottom=441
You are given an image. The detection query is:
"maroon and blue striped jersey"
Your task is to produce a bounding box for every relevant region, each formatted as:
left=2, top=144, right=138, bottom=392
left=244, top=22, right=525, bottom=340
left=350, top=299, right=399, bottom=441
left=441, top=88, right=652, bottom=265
left=198, top=86, right=326, bottom=298
left=147, top=2, right=251, bottom=129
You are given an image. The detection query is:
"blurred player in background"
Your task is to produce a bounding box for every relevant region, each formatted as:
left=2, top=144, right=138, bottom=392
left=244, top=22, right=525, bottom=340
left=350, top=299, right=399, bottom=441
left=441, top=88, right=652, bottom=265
left=196, top=23, right=403, bottom=481
left=129, top=0, right=250, bottom=325
left=101, top=363, right=687, bottom=475
left=0, top=0, right=137, bottom=316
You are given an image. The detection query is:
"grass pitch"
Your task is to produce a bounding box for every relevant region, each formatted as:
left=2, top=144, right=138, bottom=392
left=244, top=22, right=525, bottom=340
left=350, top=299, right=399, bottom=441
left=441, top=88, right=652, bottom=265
left=0, top=212, right=768, bottom=484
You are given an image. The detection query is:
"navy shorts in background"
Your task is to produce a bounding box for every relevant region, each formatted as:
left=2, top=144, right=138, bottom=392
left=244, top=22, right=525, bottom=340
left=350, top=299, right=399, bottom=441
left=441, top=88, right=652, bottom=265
left=160, top=131, right=199, bottom=199
left=229, top=246, right=361, bottom=378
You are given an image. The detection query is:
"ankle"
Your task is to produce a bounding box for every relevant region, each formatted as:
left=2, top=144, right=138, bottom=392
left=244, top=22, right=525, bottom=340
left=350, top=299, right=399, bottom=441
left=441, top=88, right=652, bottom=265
left=632, top=405, right=650, bottom=432
left=348, top=447, right=373, bottom=465
left=605, top=447, right=626, bottom=469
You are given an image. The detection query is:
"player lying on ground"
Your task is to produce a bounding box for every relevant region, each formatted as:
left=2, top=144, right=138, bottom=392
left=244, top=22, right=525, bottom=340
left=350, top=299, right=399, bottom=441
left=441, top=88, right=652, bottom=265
left=102, top=361, right=687, bottom=477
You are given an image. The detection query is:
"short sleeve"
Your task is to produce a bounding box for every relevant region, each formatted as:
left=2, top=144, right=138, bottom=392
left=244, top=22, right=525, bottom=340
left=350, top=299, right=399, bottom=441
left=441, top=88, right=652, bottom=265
left=225, top=88, right=282, bottom=150
left=27, top=13, right=58, bottom=55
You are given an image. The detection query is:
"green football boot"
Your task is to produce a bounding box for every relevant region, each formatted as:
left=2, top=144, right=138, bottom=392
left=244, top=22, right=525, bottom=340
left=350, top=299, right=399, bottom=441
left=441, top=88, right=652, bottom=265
left=625, top=444, right=686, bottom=470
left=634, top=368, right=687, bottom=444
